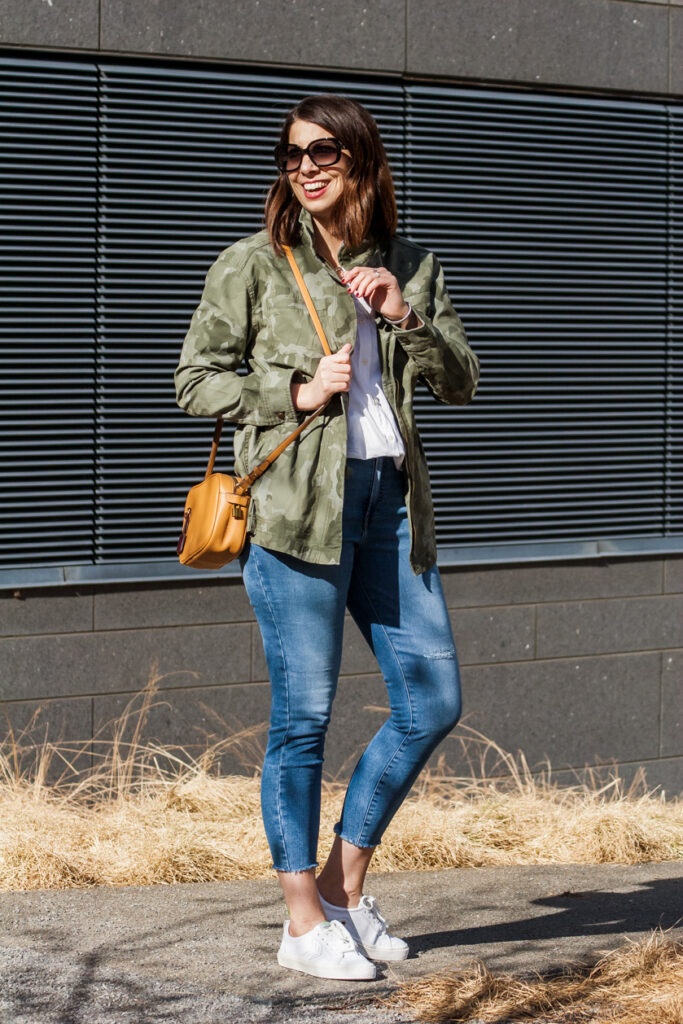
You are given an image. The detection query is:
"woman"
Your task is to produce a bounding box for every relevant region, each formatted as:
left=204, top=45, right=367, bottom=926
left=175, top=94, right=479, bottom=981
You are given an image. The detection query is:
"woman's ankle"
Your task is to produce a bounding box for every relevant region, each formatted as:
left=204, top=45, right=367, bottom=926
left=315, top=836, right=375, bottom=909
left=316, top=881, right=362, bottom=909
left=288, top=912, right=327, bottom=938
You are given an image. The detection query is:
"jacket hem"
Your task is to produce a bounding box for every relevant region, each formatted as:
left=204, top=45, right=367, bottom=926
left=248, top=527, right=341, bottom=567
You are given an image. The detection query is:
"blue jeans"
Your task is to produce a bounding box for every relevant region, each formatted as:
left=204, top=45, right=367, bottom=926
left=240, top=457, right=461, bottom=872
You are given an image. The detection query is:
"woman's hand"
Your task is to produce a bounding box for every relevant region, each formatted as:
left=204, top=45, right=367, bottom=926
left=340, top=266, right=418, bottom=328
left=291, top=342, right=353, bottom=411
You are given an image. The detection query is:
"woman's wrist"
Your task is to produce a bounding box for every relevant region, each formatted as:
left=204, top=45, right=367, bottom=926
left=291, top=379, right=318, bottom=412
left=291, top=379, right=305, bottom=411
left=384, top=302, right=418, bottom=330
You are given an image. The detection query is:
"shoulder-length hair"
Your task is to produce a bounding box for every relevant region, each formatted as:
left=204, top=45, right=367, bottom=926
left=264, top=94, right=398, bottom=256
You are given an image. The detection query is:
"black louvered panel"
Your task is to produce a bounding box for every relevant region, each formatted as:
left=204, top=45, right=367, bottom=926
left=0, top=57, right=97, bottom=568
left=670, top=107, right=683, bottom=535
left=405, top=85, right=670, bottom=545
left=97, top=65, right=404, bottom=561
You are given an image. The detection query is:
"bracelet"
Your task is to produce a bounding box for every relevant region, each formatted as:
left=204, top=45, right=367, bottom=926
left=383, top=303, right=413, bottom=326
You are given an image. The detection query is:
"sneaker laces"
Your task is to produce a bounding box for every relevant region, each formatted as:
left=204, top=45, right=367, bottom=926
left=357, top=895, right=388, bottom=932
left=319, top=919, right=358, bottom=954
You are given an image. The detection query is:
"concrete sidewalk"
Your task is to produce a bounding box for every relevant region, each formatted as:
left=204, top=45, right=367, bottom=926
left=0, top=861, right=681, bottom=1024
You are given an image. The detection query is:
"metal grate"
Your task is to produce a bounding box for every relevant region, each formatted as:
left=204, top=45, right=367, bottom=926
left=670, top=106, right=683, bottom=535
left=0, top=54, right=681, bottom=579
left=0, top=56, right=97, bottom=568
left=405, top=84, right=672, bottom=545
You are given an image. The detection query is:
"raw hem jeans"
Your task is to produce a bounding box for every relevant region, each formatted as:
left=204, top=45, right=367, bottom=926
left=240, top=457, right=462, bottom=873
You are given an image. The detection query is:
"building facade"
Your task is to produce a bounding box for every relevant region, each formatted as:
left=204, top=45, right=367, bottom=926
left=1, top=0, right=681, bottom=792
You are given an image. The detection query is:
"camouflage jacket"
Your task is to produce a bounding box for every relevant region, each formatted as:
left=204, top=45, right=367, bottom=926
left=174, top=209, right=480, bottom=575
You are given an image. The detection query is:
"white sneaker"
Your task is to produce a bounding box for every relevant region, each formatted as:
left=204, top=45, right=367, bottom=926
left=318, top=893, right=409, bottom=961
left=277, top=918, right=377, bottom=980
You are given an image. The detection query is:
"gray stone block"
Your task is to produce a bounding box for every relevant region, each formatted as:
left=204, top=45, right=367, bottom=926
left=0, top=633, right=97, bottom=702
left=541, top=757, right=683, bottom=798
left=0, top=0, right=99, bottom=48
left=0, top=695, right=92, bottom=785
left=451, top=605, right=535, bottom=665
left=94, top=623, right=252, bottom=692
left=93, top=681, right=271, bottom=778
left=661, top=651, right=682, bottom=758
left=433, top=653, right=661, bottom=774
left=94, top=580, right=254, bottom=630
left=0, top=624, right=251, bottom=701
left=0, top=589, right=93, bottom=637
left=440, top=558, right=663, bottom=609
left=468, top=756, right=683, bottom=798
left=608, top=757, right=683, bottom=798
left=537, top=595, right=683, bottom=658
left=100, top=0, right=405, bottom=72
left=664, top=556, right=683, bottom=594
left=635, top=757, right=682, bottom=797
left=672, top=7, right=683, bottom=95
left=407, top=0, right=669, bottom=94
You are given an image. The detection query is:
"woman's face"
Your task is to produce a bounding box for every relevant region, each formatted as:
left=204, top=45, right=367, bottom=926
left=286, top=119, right=351, bottom=227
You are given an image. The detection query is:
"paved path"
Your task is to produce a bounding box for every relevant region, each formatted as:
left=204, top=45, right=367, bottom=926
left=0, top=861, right=681, bottom=1023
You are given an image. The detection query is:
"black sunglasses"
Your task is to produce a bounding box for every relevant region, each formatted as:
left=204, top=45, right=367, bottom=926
left=274, top=137, right=346, bottom=173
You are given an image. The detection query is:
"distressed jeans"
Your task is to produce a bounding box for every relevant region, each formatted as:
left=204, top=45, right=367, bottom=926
left=240, top=456, right=462, bottom=872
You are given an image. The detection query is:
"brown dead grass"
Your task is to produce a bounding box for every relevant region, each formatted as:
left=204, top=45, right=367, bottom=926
left=0, top=675, right=681, bottom=891
left=383, top=928, right=683, bottom=1023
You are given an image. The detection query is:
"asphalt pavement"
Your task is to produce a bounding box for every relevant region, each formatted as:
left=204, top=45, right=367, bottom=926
left=0, top=861, right=681, bottom=1024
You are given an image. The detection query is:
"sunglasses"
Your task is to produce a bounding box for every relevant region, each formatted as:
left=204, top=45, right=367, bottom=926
left=274, top=137, right=346, bottom=173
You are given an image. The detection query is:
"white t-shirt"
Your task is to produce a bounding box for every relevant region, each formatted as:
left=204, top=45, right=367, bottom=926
left=346, top=295, right=406, bottom=467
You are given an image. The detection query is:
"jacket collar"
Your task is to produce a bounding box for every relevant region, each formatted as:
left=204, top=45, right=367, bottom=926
left=297, top=208, right=381, bottom=269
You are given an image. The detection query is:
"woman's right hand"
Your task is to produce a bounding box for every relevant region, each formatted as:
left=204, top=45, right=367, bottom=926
left=291, top=343, right=353, bottom=411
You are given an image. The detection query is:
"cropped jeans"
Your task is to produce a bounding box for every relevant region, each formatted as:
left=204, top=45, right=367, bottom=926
left=240, top=456, right=462, bottom=872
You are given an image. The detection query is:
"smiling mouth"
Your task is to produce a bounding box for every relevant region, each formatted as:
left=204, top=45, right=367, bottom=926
left=303, top=181, right=330, bottom=196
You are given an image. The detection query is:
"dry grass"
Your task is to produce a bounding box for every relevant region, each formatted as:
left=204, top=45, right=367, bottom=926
left=383, top=928, right=683, bottom=1023
left=0, top=675, right=681, bottom=891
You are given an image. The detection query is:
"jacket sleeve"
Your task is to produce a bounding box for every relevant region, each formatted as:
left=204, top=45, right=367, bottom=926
left=174, top=250, right=299, bottom=425
left=390, top=253, right=480, bottom=406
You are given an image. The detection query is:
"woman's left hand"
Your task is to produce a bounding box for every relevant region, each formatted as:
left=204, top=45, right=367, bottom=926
left=340, top=266, right=416, bottom=326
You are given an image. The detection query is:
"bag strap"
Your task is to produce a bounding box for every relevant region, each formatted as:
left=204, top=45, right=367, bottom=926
left=205, top=245, right=334, bottom=492
left=233, top=401, right=328, bottom=493
left=282, top=244, right=332, bottom=356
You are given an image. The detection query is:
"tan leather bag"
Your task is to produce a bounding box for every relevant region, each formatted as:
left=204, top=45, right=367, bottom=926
left=177, top=245, right=333, bottom=569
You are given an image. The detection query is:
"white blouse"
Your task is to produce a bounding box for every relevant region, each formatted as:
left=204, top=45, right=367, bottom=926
left=346, top=295, right=406, bottom=467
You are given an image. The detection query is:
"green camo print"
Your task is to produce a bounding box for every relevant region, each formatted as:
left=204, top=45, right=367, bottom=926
left=174, top=209, right=480, bottom=575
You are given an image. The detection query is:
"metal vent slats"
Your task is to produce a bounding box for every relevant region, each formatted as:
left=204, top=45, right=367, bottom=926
left=671, top=108, right=683, bottom=534
left=0, top=56, right=680, bottom=578
left=0, top=57, right=97, bottom=567
left=406, top=84, right=670, bottom=544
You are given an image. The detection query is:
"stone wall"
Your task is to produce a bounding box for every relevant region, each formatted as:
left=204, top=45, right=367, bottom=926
left=2, top=555, right=681, bottom=793
left=0, top=0, right=680, bottom=97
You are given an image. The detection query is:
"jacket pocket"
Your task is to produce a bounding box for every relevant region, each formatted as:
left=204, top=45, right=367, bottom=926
left=234, top=423, right=254, bottom=477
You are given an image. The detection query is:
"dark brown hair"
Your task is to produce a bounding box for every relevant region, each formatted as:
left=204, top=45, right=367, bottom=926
left=264, top=94, right=398, bottom=256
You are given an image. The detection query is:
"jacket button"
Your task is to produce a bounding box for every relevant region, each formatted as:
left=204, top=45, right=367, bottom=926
left=277, top=412, right=285, bottom=419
